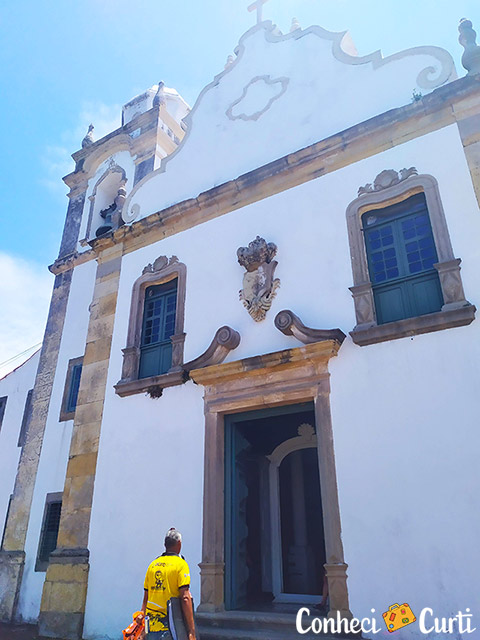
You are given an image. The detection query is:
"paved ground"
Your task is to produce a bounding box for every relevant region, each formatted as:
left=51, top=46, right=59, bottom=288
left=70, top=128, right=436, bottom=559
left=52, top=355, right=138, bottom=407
left=0, top=623, right=73, bottom=640
left=0, top=623, right=39, bottom=640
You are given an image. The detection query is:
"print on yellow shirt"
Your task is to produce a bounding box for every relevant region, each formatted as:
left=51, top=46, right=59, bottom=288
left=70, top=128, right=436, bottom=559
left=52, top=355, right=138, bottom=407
left=144, top=554, right=191, bottom=632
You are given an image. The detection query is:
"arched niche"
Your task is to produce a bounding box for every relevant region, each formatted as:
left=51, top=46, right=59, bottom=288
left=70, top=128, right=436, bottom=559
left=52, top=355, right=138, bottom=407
left=81, top=163, right=127, bottom=242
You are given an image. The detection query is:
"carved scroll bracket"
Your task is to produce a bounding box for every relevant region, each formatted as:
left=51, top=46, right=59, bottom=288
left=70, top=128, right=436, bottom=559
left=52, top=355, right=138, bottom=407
left=274, top=309, right=346, bottom=345
left=184, top=326, right=241, bottom=374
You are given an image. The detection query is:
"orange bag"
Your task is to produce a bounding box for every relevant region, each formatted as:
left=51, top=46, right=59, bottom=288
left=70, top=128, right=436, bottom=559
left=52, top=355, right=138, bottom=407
left=122, top=611, right=145, bottom=640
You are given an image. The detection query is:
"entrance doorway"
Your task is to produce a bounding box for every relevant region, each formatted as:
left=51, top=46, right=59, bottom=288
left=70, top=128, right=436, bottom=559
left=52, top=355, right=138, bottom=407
left=225, top=403, right=326, bottom=610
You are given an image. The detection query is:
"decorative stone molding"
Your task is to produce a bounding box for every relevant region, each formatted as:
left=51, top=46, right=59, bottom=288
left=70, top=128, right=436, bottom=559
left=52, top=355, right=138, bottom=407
left=274, top=309, right=346, bottom=344
left=226, top=75, right=289, bottom=122
left=351, top=306, right=476, bottom=347
left=190, top=342, right=352, bottom=619
left=238, top=236, right=280, bottom=322
left=346, top=173, right=476, bottom=345
left=115, top=256, right=187, bottom=394
left=459, top=19, right=480, bottom=75
left=434, top=259, right=469, bottom=310
left=116, top=326, right=241, bottom=398
left=184, top=326, right=240, bottom=372
left=358, top=167, right=418, bottom=196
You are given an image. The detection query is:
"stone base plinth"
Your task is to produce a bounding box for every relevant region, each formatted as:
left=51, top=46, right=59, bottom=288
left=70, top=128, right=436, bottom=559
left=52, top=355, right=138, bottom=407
left=0, top=550, right=25, bottom=622
left=38, top=549, right=89, bottom=640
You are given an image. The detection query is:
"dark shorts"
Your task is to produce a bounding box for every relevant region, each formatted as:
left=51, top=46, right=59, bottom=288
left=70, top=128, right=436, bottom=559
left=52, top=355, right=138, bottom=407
left=147, top=631, right=173, bottom=639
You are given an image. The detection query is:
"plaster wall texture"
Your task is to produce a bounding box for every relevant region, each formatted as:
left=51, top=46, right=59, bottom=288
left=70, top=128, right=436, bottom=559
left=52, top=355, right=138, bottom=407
left=15, top=259, right=97, bottom=622
left=0, top=352, right=40, bottom=544
left=77, top=150, right=136, bottom=249
left=81, top=122, right=479, bottom=637
left=124, top=22, right=456, bottom=223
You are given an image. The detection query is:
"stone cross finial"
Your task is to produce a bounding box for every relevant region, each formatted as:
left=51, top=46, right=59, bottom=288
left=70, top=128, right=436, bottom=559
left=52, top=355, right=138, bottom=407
left=153, top=81, right=166, bottom=108
left=81, top=124, right=94, bottom=148
left=290, top=17, right=301, bottom=32
left=247, top=0, right=270, bottom=24
left=459, top=18, right=480, bottom=75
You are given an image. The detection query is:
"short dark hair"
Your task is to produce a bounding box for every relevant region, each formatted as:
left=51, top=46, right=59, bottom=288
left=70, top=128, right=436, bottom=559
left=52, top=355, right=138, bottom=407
left=165, top=528, right=182, bottom=549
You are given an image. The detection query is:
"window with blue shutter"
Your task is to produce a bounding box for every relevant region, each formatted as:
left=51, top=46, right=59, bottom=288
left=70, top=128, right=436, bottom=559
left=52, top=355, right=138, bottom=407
left=139, top=279, right=178, bottom=379
left=362, top=193, right=443, bottom=324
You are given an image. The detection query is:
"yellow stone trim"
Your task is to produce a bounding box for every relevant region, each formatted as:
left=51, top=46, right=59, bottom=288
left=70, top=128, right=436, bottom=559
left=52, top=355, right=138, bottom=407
left=190, top=340, right=341, bottom=387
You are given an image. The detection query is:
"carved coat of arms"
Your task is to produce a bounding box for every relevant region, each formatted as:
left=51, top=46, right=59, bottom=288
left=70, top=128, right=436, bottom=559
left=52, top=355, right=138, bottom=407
left=237, top=236, right=280, bottom=322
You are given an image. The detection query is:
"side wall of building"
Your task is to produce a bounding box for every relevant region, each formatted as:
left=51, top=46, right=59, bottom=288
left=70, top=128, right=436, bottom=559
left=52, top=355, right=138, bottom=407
left=0, top=353, right=40, bottom=548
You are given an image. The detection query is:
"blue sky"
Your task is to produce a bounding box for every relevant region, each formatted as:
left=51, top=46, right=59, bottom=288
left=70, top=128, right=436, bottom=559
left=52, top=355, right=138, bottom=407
left=0, top=0, right=478, bottom=374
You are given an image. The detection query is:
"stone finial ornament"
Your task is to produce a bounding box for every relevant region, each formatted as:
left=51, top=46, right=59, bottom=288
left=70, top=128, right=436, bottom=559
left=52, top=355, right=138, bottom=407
left=225, top=55, right=235, bottom=69
left=81, top=124, right=94, bottom=148
left=237, top=236, right=280, bottom=322
left=358, top=167, right=418, bottom=196
left=459, top=19, right=480, bottom=75
left=153, top=81, right=166, bottom=108
left=290, top=17, right=301, bottom=32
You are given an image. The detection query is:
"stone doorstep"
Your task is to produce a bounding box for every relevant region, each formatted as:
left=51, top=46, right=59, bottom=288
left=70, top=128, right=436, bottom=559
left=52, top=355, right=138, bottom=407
left=196, top=611, right=361, bottom=640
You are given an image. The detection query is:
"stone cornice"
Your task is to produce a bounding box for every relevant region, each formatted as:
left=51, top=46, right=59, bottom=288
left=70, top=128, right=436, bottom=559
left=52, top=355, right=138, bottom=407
left=189, top=340, right=342, bottom=387
left=50, top=75, right=480, bottom=272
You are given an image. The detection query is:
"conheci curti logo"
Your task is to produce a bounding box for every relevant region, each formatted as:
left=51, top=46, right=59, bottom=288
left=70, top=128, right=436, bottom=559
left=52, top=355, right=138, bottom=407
left=296, top=604, right=477, bottom=635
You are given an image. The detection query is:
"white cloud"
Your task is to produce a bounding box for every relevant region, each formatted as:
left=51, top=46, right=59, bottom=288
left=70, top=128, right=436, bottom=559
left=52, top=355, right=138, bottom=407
left=0, top=252, right=53, bottom=379
left=41, top=101, right=122, bottom=200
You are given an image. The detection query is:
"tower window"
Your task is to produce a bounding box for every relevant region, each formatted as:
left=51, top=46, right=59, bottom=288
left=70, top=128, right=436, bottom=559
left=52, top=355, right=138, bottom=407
left=139, top=279, right=178, bottom=379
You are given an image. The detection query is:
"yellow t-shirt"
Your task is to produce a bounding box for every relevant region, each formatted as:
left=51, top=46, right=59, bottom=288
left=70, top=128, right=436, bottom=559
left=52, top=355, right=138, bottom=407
left=144, top=553, right=191, bottom=632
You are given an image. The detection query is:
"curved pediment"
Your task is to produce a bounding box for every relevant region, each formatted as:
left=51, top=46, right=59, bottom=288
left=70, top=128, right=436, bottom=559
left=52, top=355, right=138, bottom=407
left=124, top=20, right=456, bottom=223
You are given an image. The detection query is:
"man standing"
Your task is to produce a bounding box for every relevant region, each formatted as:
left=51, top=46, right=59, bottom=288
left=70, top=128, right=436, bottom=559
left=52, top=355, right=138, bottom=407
left=141, top=528, right=196, bottom=640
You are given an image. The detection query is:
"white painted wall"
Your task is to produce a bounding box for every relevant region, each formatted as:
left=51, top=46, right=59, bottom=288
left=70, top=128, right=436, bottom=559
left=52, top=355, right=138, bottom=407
left=124, top=22, right=456, bottom=223
left=82, top=122, right=480, bottom=638
left=16, top=259, right=97, bottom=622
left=0, top=351, right=40, bottom=545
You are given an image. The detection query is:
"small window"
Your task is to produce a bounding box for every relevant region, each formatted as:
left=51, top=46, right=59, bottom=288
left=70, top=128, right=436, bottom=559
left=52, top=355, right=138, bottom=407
left=362, top=193, right=443, bottom=324
left=35, top=493, right=62, bottom=571
left=59, top=357, right=83, bottom=422
left=139, top=279, right=178, bottom=378
left=0, top=396, right=7, bottom=433
left=17, top=389, right=33, bottom=448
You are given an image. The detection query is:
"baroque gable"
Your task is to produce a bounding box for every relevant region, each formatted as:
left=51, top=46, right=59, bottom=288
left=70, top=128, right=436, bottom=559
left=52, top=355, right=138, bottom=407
left=123, top=20, right=456, bottom=223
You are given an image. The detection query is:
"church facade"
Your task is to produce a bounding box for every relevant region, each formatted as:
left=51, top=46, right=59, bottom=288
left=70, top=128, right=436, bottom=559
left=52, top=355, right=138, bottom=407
left=1, top=14, right=480, bottom=640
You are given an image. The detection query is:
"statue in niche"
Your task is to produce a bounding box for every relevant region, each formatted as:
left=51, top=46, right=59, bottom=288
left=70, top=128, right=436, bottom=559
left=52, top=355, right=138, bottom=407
left=237, top=236, right=280, bottom=322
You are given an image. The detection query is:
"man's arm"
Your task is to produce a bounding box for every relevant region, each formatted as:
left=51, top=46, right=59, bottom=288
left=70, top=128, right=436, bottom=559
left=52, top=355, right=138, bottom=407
left=179, top=585, right=196, bottom=640
left=141, top=588, right=148, bottom=614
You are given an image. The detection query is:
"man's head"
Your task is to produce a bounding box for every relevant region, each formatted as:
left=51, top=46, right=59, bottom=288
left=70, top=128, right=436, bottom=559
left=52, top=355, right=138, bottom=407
left=164, top=527, right=182, bottom=554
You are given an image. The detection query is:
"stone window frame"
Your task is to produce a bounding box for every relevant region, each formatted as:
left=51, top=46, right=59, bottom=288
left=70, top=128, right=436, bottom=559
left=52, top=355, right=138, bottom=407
left=347, top=172, right=475, bottom=346
left=35, top=492, right=63, bottom=572
left=59, top=357, right=84, bottom=422
left=115, top=256, right=187, bottom=397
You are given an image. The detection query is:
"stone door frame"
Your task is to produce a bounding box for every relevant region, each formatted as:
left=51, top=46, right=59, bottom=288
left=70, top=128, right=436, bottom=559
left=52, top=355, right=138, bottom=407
left=189, top=340, right=352, bottom=619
